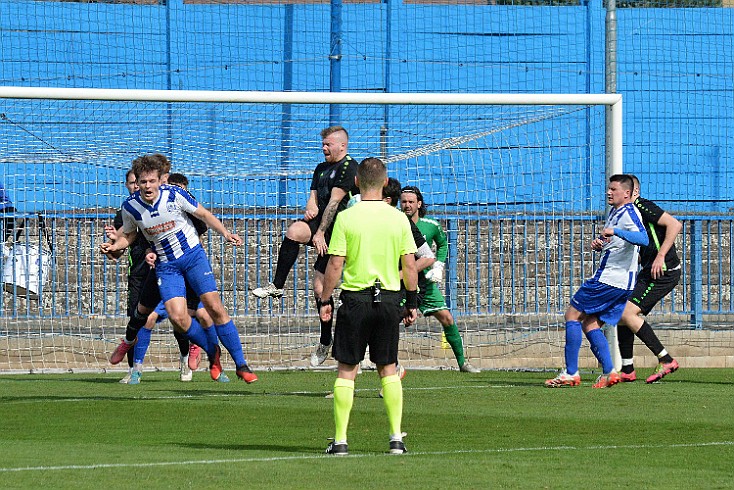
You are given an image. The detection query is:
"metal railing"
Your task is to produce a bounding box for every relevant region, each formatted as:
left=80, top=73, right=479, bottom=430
left=0, top=213, right=730, bottom=329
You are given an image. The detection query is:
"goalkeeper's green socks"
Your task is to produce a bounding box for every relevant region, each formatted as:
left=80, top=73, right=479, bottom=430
left=380, top=374, right=403, bottom=438
left=443, top=324, right=466, bottom=367
left=332, top=378, right=354, bottom=443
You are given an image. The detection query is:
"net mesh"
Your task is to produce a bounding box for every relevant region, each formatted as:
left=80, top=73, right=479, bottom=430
left=0, top=96, right=615, bottom=373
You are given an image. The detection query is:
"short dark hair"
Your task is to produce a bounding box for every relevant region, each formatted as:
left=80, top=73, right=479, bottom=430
left=400, top=185, right=427, bottom=218
left=610, top=173, right=634, bottom=192
left=132, top=153, right=171, bottom=179
left=626, top=173, right=641, bottom=193
left=320, top=125, right=348, bottom=140
left=168, top=173, right=189, bottom=188
left=125, top=169, right=136, bottom=182
left=383, top=177, right=402, bottom=207
left=357, top=157, right=387, bottom=191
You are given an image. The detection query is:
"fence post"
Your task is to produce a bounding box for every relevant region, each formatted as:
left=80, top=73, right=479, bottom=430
left=689, top=220, right=703, bottom=329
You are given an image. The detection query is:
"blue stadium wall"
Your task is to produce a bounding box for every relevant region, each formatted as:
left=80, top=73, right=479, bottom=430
left=0, top=1, right=732, bottom=214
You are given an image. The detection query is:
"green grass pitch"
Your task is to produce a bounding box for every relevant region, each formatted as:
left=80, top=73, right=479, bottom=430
left=0, top=368, right=732, bottom=488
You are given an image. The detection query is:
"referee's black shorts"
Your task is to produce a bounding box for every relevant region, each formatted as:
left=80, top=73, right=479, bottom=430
left=333, top=289, right=403, bottom=366
left=628, top=267, right=681, bottom=315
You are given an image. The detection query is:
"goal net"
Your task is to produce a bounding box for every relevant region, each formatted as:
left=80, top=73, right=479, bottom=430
left=0, top=88, right=622, bottom=374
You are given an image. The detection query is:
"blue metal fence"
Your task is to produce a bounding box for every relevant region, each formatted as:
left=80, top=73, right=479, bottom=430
left=0, top=213, right=729, bottom=329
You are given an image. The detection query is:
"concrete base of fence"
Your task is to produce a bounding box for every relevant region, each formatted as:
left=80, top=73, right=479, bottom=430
left=465, top=329, right=734, bottom=371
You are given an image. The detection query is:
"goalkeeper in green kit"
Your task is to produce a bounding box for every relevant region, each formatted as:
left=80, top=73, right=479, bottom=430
left=400, top=185, right=480, bottom=373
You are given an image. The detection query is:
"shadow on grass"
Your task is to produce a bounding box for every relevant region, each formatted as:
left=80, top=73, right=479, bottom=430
left=173, top=442, right=318, bottom=453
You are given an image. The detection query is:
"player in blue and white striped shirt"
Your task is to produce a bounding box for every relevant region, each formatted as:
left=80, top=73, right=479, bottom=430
left=100, top=153, right=257, bottom=383
left=546, top=174, right=649, bottom=389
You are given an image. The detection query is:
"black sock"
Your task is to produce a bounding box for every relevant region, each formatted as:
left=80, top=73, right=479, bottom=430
left=125, top=308, right=147, bottom=342
left=124, top=309, right=147, bottom=368
left=635, top=321, right=673, bottom=363
left=273, top=237, right=301, bottom=289
left=618, top=324, right=635, bottom=361
left=173, top=329, right=189, bottom=357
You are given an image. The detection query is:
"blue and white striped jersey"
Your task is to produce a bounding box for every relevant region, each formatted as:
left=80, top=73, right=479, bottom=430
left=120, top=184, right=201, bottom=263
left=592, top=203, right=648, bottom=291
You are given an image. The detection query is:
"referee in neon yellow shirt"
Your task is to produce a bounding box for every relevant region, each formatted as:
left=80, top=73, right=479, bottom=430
left=318, top=157, right=419, bottom=456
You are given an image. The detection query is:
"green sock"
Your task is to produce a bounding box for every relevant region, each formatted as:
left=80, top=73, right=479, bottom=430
left=380, top=374, right=403, bottom=437
left=333, top=378, right=354, bottom=443
left=443, top=323, right=466, bottom=366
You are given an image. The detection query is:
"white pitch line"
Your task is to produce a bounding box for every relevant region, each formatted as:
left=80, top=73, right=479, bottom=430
left=1, top=441, right=731, bottom=473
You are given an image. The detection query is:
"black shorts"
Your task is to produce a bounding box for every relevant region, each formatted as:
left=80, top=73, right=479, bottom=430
left=126, top=273, right=147, bottom=317
left=628, top=267, right=681, bottom=315
left=301, top=217, right=333, bottom=274
left=332, top=290, right=403, bottom=366
left=137, top=269, right=200, bottom=312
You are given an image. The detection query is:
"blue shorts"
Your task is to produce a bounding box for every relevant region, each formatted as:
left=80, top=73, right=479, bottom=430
left=153, top=300, right=204, bottom=324
left=153, top=301, right=168, bottom=323
left=155, top=245, right=217, bottom=304
left=570, top=278, right=631, bottom=326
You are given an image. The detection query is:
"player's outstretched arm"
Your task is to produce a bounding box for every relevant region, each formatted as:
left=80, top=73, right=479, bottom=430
left=102, top=225, right=125, bottom=260
left=193, top=205, right=242, bottom=246
left=602, top=226, right=649, bottom=247
left=99, top=228, right=136, bottom=256
left=104, top=224, right=118, bottom=242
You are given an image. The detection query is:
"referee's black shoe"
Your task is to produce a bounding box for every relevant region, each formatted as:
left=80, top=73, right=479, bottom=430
left=325, top=441, right=348, bottom=456
left=389, top=440, right=407, bottom=455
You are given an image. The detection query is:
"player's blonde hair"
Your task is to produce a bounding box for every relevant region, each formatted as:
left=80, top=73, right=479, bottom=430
left=320, top=125, right=348, bottom=140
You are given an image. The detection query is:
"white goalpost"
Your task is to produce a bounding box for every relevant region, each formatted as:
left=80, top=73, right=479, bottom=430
left=0, top=87, right=623, bottom=373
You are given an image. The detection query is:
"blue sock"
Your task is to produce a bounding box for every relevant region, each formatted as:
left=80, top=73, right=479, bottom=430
left=204, top=325, right=218, bottom=352
left=186, top=317, right=216, bottom=359
left=215, top=320, right=246, bottom=368
left=133, top=327, right=152, bottom=365
left=586, top=328, right=614, bottom=374
left=564, top=321, right=582, bottom=375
